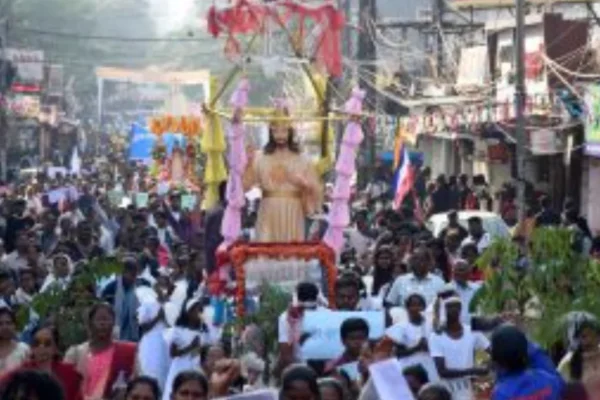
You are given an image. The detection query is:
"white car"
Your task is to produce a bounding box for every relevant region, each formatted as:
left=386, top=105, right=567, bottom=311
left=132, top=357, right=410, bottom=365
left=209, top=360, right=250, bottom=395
left=427, top=210, right=511, bottom=239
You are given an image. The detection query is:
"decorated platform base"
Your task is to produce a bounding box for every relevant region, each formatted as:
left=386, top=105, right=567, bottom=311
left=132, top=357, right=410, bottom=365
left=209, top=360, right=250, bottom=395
left=211, top=241, right=337, bottom=317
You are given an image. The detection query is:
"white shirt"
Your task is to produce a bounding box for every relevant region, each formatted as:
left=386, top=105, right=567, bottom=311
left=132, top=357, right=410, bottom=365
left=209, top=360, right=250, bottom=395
left=345, top=227, right=373, bottom=258
left=429, top=327, right=490, bottom=400
left=448, top=281, right=482, bottom=324
left=278, top=306, right=328, bottom=344
left=385, top=273, right=445, bottom=308
left=2, top=251, right=28, bottom=271
left=358, top=296, right=381, bottom=311
left=277, top=306, right=328, bottom=361
left=157, top=226, right=177, bottom=249
left=461, top=233, right=491, bottom=254
left=99, top=225, right=115, bottom=256
left=385, top=318, right=439, bottom=382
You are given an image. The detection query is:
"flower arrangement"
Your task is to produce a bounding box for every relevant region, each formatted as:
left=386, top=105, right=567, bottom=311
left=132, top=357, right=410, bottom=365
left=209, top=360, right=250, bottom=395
left=149, top=115, right=203, bottom=137
left=186, top=141, right=196, bottom=159
left=150, top=117, right=166, bottom=136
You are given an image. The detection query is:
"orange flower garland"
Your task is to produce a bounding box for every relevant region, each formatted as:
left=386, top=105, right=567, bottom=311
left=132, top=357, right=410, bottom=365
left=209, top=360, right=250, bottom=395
left=179, top=116, right=189, bottom=136
left=188, top=118, right=202, bottom=137
left=164, top=115, right=175, bottom=132
left=149, top=115, right=203, bottom=137
left=229, top=241, right=338, bottom=317
left=150, top=118, right=165, bottom=136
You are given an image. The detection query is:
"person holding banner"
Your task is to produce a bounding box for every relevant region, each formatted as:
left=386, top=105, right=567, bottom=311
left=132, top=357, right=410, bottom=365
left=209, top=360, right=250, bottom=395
left=277, top=282, right=324, bottom=373
left=324, top=317, right=370, bottom=375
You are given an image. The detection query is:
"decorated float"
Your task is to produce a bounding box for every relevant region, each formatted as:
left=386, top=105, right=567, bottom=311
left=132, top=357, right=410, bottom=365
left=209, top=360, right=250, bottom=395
left=199, top=0, right=373, bottom=316
left=149, top=114, right=204, bottom=192
left=95, top=67, right=211, bottom=195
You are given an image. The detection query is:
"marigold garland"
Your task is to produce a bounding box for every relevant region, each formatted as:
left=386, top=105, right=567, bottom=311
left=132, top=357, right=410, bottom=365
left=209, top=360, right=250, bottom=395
left=149, top=115, right=203, bottom=137
left=228, top=241, right=338, bottom=317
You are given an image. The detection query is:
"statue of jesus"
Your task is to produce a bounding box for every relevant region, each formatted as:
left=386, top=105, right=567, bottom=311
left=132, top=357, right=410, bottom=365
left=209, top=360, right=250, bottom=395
left=243, top=105, right=322, bottom=242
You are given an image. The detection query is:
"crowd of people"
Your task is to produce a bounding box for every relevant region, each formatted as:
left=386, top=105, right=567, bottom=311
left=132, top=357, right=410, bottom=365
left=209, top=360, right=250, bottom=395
left=0, top=157, right=597, bottom=400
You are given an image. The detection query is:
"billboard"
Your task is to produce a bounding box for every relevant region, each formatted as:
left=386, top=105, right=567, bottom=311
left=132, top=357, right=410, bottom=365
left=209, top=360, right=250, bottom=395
left=3, top=48, right=44, bottom=83
left=585, top=84, right=600, bottom=158
left=451, top=0, right=591, bottom=9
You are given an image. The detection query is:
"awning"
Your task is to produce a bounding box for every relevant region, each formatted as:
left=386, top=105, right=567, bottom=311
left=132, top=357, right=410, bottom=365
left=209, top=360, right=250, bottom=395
left=95, top=67, right=210, bottom=85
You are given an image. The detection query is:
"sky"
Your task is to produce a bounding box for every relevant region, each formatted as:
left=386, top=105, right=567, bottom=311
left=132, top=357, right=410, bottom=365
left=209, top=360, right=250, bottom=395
left=149, top=0, right=198, bottom=35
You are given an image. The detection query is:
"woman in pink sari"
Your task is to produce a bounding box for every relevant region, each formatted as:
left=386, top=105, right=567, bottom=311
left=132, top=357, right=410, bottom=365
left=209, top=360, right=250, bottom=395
left=64, top=303, right=136, bottom=400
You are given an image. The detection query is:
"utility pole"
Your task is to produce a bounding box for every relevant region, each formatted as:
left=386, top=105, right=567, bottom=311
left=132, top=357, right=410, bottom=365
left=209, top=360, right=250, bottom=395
left=0, top=0, right=11, bottom=182
left=434, top=0, right=445, bottom=78
left=334, top=0, right=353, bottom=159
left=358, top=0, right=377, bottom=183
left=515, top=0, right=527, bottom=221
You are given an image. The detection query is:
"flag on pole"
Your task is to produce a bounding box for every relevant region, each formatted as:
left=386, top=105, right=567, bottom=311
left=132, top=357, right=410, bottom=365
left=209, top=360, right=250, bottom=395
left=392, top=137, right=417, bottom=211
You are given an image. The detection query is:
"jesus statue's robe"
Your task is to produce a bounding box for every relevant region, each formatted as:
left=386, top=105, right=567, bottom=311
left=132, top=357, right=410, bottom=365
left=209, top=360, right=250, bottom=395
left=243, top=148, right=322, bottom=242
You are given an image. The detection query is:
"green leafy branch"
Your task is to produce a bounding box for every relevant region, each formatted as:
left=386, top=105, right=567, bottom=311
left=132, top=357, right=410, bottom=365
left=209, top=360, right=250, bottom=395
left=472, top=228, right=600, bottom=348
left=17, top=257, right=122, bottom=349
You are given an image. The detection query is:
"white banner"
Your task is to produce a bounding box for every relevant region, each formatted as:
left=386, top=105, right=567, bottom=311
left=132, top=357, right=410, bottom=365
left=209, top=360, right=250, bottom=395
left=4, top=48, right=44, bottom=82
left=530, top=129, right=558, bottom=155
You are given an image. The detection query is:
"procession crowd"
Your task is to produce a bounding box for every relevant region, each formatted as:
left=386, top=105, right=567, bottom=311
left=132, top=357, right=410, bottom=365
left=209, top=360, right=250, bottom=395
left=0, top=159, right=598, bottom=400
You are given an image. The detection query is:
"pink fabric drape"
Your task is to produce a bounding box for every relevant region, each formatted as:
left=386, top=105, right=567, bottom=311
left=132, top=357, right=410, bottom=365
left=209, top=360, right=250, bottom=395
left=323, top=87, right=365, bottom=253
left=220, top=79, right=250, bottom=245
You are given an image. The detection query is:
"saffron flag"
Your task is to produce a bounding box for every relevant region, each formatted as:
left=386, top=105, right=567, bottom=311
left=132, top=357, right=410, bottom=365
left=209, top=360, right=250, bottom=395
left=392, top=136, right=417, bottom=211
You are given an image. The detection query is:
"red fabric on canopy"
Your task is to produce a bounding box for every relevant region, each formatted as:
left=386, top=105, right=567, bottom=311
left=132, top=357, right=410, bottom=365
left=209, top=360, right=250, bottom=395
left=207, top=0, right=345, bottom=77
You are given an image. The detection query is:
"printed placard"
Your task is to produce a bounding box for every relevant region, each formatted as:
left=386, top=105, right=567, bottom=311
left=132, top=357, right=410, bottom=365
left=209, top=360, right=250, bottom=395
left=369, top=358, right=415, bottom=400
left=136, top=192, right=149, bottom=209
left=301, top=310, right=385, bottom=360
left=108, top=190, right=124, bottom=207
left=181, top=194, right=196, bottom=210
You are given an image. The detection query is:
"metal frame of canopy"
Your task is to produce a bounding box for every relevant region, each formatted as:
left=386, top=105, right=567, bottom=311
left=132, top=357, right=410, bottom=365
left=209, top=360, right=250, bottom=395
left=204, top=0, right=349, bottom=158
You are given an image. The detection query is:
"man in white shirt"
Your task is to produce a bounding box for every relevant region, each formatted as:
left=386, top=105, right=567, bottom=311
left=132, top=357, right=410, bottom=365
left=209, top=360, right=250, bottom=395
left=385, top=249, right=445, bottom=308
left=344, top=211, right=374, bottom=260
left=334, top=273, right=379, bottom=311
left=154, top=210, right=178, bottom=251
left=277, top=281, right=327, bottom=367
left=461, top=216, right=491, bottom=253
left=429, top=297, right=489, bottom=400
left=3, top=232, right=43, bottom=272
left=446, top=260, right=482, bottom=325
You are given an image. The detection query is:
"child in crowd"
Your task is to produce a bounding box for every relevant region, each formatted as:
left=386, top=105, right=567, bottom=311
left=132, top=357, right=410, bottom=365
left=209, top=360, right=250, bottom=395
left=324, top=317, right=370, bottom=377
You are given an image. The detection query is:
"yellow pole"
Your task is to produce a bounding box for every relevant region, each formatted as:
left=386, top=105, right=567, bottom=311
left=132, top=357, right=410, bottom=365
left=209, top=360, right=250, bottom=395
left=201, top=77, right=228, bottom=210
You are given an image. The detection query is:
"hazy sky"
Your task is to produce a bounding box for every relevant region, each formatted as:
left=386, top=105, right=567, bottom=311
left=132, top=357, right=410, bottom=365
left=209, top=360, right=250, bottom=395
left=150, top=0, right=198, bottom=35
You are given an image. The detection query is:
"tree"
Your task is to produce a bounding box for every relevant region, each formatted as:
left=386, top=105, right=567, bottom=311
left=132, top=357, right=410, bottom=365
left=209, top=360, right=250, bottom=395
left=17, top=257, right=122, bottom=349
left=472, top=228, right=600, bottom=348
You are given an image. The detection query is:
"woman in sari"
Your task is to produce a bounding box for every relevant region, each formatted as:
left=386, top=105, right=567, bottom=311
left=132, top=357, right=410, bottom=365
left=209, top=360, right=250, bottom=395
left=2, top=324, right=82, bottom=400
left=64, top=303, right=136, bottom=400
left=0, top=307, right=29, bottom=371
